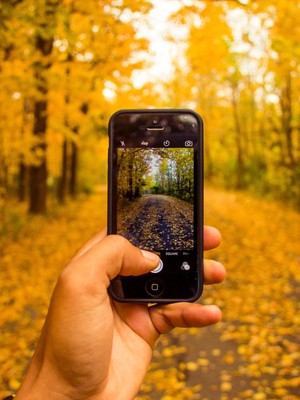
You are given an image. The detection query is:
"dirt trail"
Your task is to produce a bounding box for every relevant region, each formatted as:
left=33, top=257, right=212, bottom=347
left=118, top=194, right=194, bottom=250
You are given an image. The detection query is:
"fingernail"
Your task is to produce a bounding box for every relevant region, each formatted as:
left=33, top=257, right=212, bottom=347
left=141, top=249, right=159, bottom=262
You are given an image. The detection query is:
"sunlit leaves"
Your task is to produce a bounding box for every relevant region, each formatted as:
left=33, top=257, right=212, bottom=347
left=0, top=0, right=152, bottom=211
left=167, top=1, right=300, bottom=207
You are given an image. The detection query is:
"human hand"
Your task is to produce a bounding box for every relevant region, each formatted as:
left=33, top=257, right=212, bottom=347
left=15, top=227, right=225, bottom=400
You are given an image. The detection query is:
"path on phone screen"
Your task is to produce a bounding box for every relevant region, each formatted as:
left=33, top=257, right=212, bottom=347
left=117, top=194, right=194, bottom=251
left=0, top=187, right=299, bottom=399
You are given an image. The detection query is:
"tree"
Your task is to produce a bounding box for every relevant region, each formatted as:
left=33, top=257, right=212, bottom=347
left=166, top=0, right=299, bottom=206
left=0, top=0, right=153, bottom=212
left=54, top=0, right=152, bottom=202
left=28, top=0, right=59, bottom=213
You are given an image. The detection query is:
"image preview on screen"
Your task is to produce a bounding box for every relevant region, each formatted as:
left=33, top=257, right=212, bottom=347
left=116, top=147, right=195, bottom=252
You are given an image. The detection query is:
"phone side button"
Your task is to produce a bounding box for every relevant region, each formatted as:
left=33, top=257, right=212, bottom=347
left=145, top=278, right=165, bottom=297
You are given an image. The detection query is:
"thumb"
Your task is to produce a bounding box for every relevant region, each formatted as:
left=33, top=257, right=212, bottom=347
left=67, top=234, right=160, bottom=290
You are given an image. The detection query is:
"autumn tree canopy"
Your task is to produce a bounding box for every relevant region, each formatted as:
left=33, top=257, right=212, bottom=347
left=0, top=0, right=152, bottom=212
left=0, top=0, right=299, bottom=212
left=168, top=0, right=299, bottom=206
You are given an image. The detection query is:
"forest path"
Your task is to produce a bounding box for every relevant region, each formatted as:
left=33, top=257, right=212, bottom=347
left=0, top=187, right=299, bottom=399
left=118, top=194, right=193, bottom=250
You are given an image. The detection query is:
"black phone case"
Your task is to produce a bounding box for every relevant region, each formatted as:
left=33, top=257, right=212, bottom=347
left=107, top=109, right=203, bottom=303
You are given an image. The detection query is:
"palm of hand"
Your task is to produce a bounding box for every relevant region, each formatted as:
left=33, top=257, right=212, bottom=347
left=15, top=229, right=225, bottom=400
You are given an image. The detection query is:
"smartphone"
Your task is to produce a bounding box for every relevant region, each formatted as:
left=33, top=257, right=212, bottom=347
left=108, top=109, right=203, bottom=303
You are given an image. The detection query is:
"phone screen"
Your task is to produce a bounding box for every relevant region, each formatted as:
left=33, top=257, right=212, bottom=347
left=108, top=110, right=203, bottom=302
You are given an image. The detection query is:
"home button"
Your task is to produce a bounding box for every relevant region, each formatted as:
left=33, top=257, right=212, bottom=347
left=145, top=278, right=165, bottom=297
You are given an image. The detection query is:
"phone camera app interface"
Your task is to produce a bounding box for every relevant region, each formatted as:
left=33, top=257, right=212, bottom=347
left=116, top=137, right=197, bottom=257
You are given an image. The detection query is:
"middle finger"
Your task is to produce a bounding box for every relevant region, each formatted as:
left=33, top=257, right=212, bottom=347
left=203, top=259, right=226, bottom=285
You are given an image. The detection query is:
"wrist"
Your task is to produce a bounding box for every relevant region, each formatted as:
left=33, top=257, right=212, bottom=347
left=15, top=382, right=77, bottom=400
left=15, top=389, right=72, bottom=400
left=14, top=378, right=73, bottom=400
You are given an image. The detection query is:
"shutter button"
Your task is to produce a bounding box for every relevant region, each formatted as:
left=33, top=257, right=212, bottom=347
left=151, top=259, right=163, bottom=273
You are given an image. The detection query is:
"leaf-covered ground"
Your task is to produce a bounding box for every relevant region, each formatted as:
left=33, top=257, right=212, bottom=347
left=0, top=187, right=299, bottom=399
left=118, top=194, right=194, bottom=250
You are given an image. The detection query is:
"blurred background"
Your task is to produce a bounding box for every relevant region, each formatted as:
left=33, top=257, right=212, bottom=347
left=0, top=1, right=299, bottom=399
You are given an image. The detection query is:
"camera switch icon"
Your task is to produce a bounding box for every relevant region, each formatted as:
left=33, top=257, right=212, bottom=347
left=181, top=261, right=191, bottom=271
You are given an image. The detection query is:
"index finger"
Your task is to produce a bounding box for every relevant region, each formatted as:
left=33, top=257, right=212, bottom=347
left=70, top=228, right=107, bottom=262
left=70, top=225, right=221, bottom=262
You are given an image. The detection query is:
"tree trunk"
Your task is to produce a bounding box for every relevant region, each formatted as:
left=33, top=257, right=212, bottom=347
left=18, top=161, right=27, bottom=202
left=127, top=157, right=134, bottom=200
left=29, top=160, right=47, bottom=213
left=69, top=137, right=78, bottom=196
left=19, top=98, right=31, bottom=202
left=29, top=96, right=48, bottom=213
left=28, top=0, right=58, bottom=214
left=57, top=139, right=68, bottom=203
left=231, top=83, right=245, bottom=189
left=280, top=72, right=294, bottom=166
